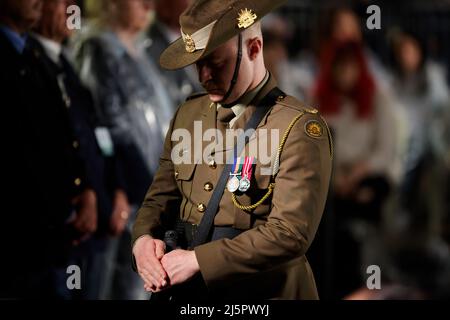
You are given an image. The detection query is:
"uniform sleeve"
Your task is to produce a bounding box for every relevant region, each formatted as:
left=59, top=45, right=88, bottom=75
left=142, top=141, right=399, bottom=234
left=131, top=109, right=182, bottom=246
left=194, top=114, right=333, bottom=289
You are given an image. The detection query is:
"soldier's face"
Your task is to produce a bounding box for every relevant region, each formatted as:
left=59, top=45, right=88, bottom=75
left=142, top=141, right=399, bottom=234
left=196, top=37, right=253, bottom=104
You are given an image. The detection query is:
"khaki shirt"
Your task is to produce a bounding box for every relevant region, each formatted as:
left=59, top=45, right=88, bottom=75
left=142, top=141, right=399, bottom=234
left=132, top=74, right=333, bottom=299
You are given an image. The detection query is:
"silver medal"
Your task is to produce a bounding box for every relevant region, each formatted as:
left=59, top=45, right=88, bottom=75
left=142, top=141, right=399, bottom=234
left=238, top=177, right=251, bottom=193
left=227, top=176, right=240, bottom=193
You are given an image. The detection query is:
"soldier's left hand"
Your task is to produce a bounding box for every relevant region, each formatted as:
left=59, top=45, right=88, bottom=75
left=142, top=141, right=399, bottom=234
left=161, top=249, right=200, bottom=286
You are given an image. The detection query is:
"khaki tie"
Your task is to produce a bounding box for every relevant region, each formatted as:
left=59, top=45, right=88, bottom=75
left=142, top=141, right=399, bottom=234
left=216, top=106, right=235, bottom=133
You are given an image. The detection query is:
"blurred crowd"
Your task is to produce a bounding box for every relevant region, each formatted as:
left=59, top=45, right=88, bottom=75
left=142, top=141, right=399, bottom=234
left=0, top=0, right=449, bottom=300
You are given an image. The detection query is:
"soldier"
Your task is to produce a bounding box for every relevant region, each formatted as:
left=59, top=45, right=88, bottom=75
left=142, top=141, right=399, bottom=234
left=132, top=0, right=333, bottom=300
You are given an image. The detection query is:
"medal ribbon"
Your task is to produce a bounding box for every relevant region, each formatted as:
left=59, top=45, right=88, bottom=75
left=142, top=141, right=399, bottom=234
left=231, top=157, right=243, bottom=177
left=242, top=156, right=254, bottom=180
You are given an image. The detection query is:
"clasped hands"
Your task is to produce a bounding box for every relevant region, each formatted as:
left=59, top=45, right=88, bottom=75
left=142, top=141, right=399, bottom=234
left=133, top=235, right=200, bottom=293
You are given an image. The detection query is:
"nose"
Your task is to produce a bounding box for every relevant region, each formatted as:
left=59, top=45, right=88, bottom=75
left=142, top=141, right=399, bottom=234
left=198, top=64, right=212, bottom=84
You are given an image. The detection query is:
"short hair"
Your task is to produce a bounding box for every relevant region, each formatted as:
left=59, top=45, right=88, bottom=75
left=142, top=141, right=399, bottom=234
left=243, top=21, right=262, bottom=41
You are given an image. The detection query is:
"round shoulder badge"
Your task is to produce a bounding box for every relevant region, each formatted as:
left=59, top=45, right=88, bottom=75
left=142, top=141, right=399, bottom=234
left=305, top=120, right=323, bottom=139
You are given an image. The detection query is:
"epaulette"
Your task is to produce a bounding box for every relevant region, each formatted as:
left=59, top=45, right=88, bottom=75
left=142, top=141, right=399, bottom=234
left=185, top=92, right=208, bottom=101
left=276, top=95, right=319, bottom=115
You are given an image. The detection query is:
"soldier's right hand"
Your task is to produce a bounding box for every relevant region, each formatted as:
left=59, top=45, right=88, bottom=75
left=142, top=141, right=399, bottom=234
left=133, top=235, right=169, bottom=292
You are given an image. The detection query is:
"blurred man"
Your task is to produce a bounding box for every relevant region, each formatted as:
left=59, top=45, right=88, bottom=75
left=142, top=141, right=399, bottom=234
left=0, top=0, right=97, bottom=298
left=145, top=0, right=201, bottom=107
left=29, top=0, right=132, bottom=299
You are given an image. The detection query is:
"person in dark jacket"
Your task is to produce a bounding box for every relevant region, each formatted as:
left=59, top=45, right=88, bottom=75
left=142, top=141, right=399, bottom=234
left=0, top=0, right=97, bottom=299
left=28, top=0, right=132, bottom=299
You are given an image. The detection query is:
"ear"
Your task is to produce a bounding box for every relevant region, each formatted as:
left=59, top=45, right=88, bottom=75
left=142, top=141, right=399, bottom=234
left=246, top=37, right=262, bottom=61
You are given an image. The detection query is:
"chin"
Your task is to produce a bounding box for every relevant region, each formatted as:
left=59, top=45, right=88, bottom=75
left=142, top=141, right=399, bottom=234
left=208, top=94, right=224, bottom=103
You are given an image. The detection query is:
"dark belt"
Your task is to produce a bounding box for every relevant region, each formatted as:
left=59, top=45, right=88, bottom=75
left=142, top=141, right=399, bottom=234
left=153, top=222, right=244, bottom=302
left=176, top=221, right=243, bottom=249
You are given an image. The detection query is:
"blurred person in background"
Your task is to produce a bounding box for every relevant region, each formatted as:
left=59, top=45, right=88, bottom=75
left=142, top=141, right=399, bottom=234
left=144, top=0, right=201, bottom=107
left=345, top=234, right=450, bottom=300
left=261, top=14, right=305, bottom=100
left=312, top=41, right=398, bottom=299
left=0, top=0, right=97, bottom=298
left=29, top=0, right=131, bottom=299
left=292, top=7, right=391, bottom=104
left=389, top=30, right=450, bottom=239
left=76, top=0, right=173, bottom=300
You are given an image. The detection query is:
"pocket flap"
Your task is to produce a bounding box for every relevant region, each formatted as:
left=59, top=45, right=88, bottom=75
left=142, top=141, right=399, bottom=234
left=174, top=164, right=196, bottom=181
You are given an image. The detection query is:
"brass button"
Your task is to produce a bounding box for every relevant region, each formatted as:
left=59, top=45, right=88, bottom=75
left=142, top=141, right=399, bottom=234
left=72, top=141, right=79, bottom=149
left=204, top=182, right=213, bottom=192
left=208, top=160, right=217, bottom=169
left=74, top=178, right=82, bottom=187
left=197, top=203, right=206, bottom=213
left=276, top=95, right=285, bottom=102
left=175, top=170, right=179, bottom=179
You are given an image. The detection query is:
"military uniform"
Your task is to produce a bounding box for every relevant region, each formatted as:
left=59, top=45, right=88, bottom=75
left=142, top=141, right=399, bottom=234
left=132, top=0, right=333, bottom=300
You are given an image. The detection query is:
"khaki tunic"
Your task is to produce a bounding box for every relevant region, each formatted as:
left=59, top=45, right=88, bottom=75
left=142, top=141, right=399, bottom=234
left=132, top=76, right=333, bottom=299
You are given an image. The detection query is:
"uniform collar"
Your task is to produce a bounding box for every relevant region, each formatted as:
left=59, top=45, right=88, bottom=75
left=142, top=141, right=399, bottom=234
left=217, top=70, right=270, bottom=128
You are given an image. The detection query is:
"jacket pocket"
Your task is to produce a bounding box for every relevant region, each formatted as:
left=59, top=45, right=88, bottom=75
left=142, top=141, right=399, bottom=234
left=174, top=164, right=196, bottom=181
left=174, top=164, right=197, bottom=198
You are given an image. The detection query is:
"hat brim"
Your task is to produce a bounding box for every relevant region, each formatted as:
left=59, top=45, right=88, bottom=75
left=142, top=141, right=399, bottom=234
left=159, top=37, right=205, bottom=70
left=160, top=0, right=287, bottom=70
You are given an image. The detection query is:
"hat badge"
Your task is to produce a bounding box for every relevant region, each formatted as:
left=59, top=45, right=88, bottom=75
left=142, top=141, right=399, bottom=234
left=184, top=34, right=196, bottom=53
left=237, top=8, right=258, bottom=29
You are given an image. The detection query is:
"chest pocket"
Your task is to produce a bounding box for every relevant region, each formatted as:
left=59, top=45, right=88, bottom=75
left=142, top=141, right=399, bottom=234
left=174, top=164, right=197, bottom=221
left=174, top=164, right=196, bottom=194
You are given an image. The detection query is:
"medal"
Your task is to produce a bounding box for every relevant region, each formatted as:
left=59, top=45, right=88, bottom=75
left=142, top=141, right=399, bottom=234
left=227, top=157, right=243, bottom=193
left=238, top=177, right=251, bottom=192
left=227, top=176, right=240, bottom=193
left=238, top=156, right=254, bottom=193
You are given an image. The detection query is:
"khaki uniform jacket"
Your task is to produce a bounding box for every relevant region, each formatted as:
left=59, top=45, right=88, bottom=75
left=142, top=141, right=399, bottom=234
left=132, top=75, right=333, bottom=300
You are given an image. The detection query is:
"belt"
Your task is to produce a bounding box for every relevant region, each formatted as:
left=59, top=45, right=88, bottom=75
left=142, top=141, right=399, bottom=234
left=176, top=221, right=243, bottom=249
left=155, top=222, right=244, bottom=302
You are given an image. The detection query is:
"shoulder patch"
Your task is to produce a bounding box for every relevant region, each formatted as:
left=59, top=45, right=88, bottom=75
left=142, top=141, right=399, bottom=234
left=186, top=92, right=208, bottom=101
left=304, top=120, right=324, bottom=139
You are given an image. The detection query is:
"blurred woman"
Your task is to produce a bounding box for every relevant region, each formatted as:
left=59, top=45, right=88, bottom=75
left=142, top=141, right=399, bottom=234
left=290, top=7, right=391, bottom=104
left=77, top=0, right=174, bottom=300
left=311, top=41, right=398, bottom=298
